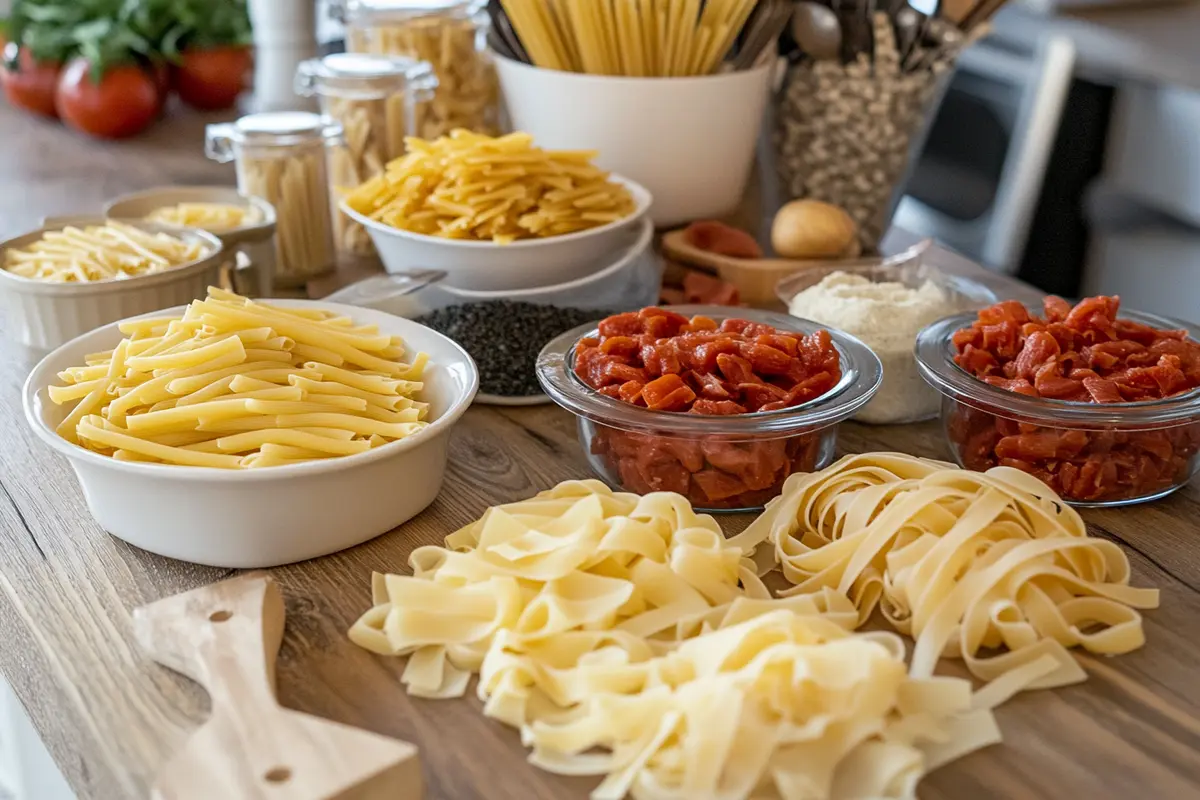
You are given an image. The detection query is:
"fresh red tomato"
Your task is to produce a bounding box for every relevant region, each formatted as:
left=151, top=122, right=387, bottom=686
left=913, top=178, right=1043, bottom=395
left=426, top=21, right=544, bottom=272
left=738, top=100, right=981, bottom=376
left=1, top=47, right=62, bottom=118
left=173, top=46, right=251, bottom=111
left=55, top=58, right=159, bottom=139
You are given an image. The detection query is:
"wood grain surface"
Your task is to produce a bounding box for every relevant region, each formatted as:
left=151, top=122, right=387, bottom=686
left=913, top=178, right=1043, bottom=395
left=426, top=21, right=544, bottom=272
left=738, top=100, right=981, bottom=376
left=1, top=103, right=1199, bottom=800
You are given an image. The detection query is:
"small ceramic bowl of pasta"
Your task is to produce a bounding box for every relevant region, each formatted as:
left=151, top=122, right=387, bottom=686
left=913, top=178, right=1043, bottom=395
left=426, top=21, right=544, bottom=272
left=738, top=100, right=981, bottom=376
left=105, top=186, right=278, bottom=297
left=0, top=217, right=225, bottom=352
left=22, top=290, right=479, bottom=568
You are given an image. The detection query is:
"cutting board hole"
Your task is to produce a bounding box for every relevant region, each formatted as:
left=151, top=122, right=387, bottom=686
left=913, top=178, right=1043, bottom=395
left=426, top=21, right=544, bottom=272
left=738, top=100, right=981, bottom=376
left=264, top=766, right=292, bottom=783
left=209, top=610, right=233, bottom=623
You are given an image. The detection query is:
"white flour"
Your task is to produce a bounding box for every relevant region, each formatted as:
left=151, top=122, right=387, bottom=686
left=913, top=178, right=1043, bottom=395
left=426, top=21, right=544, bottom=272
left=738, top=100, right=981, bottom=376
left=787, top=271, right=957, bottom=424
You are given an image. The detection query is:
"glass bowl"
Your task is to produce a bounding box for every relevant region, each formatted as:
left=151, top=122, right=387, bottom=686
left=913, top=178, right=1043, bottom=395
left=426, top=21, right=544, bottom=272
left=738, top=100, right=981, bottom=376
left=775, top=240, right=997, bottom=425
left=536, top=305, right=883, bottom=512
left=915, top=308, right=1200, bottom=507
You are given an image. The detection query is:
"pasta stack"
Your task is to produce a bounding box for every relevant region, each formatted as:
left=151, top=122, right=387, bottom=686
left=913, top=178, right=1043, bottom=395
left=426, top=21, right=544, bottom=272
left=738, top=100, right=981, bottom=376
left=5, top=221, right=207, bottom=283
left=500, top=0, right=759, bottom=77
left=146, top=203, right=263, bottom=233
left=344, top=129, right=636, bottom=243
left=48, top=288, right=429, bottom=469
left=352, top=480, right=1016, bottom=798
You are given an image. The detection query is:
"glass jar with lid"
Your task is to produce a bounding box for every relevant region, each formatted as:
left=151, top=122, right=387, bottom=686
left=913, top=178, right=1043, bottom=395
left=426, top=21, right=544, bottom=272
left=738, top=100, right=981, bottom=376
left=206, top=112, right=345, bottom=289
left=330, top=0, right=499, bottom=139
left=296, top=52, right=438, bottom=257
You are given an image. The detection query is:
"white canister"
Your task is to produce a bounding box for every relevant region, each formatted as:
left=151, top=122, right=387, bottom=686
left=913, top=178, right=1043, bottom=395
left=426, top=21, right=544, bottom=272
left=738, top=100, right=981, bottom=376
left=494, top=55, right=773, bottom=227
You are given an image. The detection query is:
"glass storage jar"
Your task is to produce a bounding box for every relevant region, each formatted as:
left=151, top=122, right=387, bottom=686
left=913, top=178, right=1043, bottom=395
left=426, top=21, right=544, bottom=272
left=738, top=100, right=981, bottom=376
left=331, top=0, right=499, bottom=138
left=295, top=53, right=438, bottom=257
left=206, top=112, right=345, bottom=289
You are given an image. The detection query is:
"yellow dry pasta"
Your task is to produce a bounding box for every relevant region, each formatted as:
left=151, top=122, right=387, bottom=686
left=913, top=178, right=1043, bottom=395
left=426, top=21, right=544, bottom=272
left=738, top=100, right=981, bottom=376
left=734, top=452, right=1160, bottom=690
left=501, top=0, right=759, bottom=77
left=237, top=150, right=336, bottom=286
left=346, top=12, right=497, bottom=138
left=343, top=129, right=637, bottom=243
left=4, top=221, right=207, bottom=282
left=145, top=202, right=262, bottom=232
left=351, top=480, right=1055, bottom=800
left=46, top=287, right=429, bottom=469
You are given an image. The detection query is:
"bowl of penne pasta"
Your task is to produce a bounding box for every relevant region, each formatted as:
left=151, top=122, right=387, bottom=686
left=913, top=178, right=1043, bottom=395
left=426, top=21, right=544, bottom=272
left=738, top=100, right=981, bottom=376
left=0, top=217, right=225, bottom=351
left=339, top=129, right=653, bottom=291
left=22, top=288, right=479, bottom=568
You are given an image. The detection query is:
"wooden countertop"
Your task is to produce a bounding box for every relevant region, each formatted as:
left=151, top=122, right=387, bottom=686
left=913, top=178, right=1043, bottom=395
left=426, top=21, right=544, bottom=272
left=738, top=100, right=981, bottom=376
left=3, top=105, right=1200, bottom=800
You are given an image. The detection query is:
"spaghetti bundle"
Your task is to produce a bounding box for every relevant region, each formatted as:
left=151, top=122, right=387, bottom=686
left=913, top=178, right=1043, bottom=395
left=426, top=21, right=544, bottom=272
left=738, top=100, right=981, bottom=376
left=500, top=0, right=758, bottom=77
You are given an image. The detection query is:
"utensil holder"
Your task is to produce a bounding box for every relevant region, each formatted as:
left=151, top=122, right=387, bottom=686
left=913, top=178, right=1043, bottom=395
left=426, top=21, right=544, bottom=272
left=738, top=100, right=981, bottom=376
left=770, top=19, right=972, bottom=253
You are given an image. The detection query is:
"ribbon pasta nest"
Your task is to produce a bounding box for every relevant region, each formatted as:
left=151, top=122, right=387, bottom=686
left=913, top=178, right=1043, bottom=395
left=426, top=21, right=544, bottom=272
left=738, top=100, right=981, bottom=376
left=351, top=477, right=1087, bottom=800
left=739, top=452, right=1159, bottom=689
left=47, top=287, right=429, bottom=468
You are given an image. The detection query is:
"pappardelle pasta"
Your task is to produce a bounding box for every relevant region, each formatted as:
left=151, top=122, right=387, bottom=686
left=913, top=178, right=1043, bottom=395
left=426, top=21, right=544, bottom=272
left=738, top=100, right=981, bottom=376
left=351, top=480, right=1035, bottom=799
left=344, top=129, right=637, bottom=243
left=4, top=221, right=208, bottom=283
left=48, top=287, right=430, bottom=469
left=146, top=202, right=263, bottom=233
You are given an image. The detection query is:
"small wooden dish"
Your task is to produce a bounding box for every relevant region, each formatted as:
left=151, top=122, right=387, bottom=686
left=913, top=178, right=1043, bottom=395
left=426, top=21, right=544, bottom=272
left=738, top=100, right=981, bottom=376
left=661, top=228, right=874, bottom=308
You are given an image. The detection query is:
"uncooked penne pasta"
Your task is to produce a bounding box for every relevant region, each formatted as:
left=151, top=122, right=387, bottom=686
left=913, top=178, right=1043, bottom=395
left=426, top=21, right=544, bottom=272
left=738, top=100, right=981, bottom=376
left=46, top=287, right=430, bottom=469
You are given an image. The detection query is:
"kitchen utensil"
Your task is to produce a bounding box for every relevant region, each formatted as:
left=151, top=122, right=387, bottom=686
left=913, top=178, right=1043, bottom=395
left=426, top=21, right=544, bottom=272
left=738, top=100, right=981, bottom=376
left=24, top=299, right=479, bottom=568
left=493, top=53, right=772, bottom=227
left=731, top=0, right=793, bottom=70
left=960, top=0, right=1008, bottom=31
left=487, top=0, right=530, bottom=63
left=134, top=573, right=422, bottom=799
left=791, top=1, right=843, bottom=61
left=318, top=269, right=447, bottom=307
left=340, top=174, right=651, bottom=290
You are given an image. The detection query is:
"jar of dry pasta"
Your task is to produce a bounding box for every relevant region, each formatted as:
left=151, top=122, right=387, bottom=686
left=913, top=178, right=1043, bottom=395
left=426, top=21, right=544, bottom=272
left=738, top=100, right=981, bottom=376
left=295, top=53, right=437, bottom=257
left=331, top=0, right=499, bottom=138
left=205, top=112, right=345, bottom=289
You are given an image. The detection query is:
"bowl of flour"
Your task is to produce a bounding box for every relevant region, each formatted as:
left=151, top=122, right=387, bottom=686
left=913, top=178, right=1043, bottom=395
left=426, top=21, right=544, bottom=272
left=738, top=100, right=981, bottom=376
left=777, top=244, right=996, bottom=424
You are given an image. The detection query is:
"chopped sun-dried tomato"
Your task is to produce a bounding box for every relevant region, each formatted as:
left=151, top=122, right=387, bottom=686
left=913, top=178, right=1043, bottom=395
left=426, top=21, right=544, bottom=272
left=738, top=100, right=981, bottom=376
left=949, top=295, right=1200, bottom=502
left=575, top=308, right=842, bottom=508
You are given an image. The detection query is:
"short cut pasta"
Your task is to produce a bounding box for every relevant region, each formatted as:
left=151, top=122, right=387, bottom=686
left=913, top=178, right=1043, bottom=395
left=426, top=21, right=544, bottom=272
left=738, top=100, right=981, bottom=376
left=5, top=221, right=208, bottom=283
left=344, top=129, right=637, bottom=243
left=146, top=202, right=263, bottom=233
left=47, top=287, right=430, bottom=469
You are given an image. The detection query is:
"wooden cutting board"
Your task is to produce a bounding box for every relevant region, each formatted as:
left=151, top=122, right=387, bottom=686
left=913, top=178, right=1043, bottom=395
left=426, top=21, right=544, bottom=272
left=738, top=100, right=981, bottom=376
left=134, top=573, right=423, bottom=800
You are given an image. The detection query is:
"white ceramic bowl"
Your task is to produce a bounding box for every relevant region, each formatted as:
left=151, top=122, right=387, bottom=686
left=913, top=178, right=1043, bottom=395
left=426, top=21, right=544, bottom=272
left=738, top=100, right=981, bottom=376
left=340, top=175, right=652, bottom=291
left=105, top=186, right=279, bottom=297
left=494, top=54, right=773, bottom=227
left=0, top=218, right=225, bottom=352
left=23, top=300, right=480, bottom=568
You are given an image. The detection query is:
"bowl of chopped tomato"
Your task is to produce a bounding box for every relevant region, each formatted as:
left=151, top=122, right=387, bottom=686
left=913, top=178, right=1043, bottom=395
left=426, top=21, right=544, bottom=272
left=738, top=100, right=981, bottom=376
left=915, top=295, right=1200, bottom=506
left=536, top=306, right=882, bottom=511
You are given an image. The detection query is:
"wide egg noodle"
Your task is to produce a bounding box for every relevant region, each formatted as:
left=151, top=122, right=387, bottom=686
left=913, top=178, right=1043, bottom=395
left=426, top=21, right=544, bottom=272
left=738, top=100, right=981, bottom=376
left=733, top=452, right=1160, bottom=690
left=350, top=479, right=1024, bottom=799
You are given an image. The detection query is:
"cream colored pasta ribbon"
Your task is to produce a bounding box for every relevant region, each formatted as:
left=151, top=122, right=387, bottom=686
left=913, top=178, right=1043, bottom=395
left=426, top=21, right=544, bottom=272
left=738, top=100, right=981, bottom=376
left=351, top=480, right=1019, bottom=800
left=733, top=453, right=1159, bottom=690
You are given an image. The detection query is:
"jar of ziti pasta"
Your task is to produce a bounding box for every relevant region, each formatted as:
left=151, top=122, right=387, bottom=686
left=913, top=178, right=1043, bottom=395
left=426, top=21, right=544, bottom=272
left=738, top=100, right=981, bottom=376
left=330, top=0, right=499, bottom=138
left=295, top=53, right=438, bottom=257
left=205, top=112, right=345, bottom=289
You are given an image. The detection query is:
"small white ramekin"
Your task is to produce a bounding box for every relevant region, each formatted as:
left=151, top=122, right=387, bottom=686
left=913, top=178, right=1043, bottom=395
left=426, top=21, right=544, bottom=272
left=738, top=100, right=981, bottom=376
left=0, top=218, right=225, bottom=352
left=23, top=299, right=480, bottom=568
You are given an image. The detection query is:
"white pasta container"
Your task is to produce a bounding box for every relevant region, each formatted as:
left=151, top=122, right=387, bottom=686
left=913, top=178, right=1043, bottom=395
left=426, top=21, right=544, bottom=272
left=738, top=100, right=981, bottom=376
left=0, top=219, right=224, bottom=352
left=330, top=0, right=499, bottom=138
left=205, top=112, right=345, bottom=289
left=295, top=53, right=437, bottom=257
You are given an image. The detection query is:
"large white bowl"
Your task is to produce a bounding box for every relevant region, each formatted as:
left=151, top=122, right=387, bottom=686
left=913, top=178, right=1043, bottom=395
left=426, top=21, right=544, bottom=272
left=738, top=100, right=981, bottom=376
left=340, top=175, right=652, bottom=291
left=494, top=54, right=773, bottom=227
left=0, top=218, right=225, bottom=352
left=23, top=300, right=480, bottom=569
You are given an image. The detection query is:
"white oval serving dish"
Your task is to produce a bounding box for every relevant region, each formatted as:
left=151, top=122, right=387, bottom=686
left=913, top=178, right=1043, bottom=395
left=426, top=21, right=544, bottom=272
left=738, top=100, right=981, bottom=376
left=22, top=299, right=479, bottom=568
